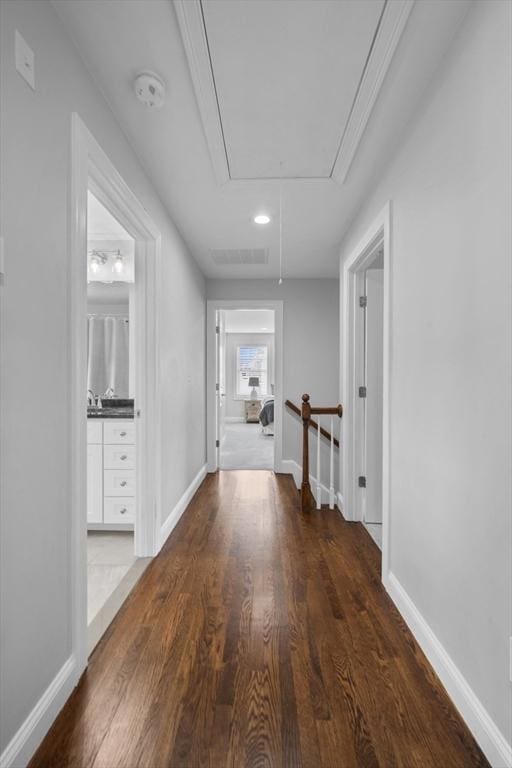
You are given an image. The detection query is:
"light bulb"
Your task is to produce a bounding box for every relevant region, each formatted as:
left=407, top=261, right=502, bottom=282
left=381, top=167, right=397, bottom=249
left=90, top=259, right=99, bottom=273
left=113, top=256, right=123, bottom=274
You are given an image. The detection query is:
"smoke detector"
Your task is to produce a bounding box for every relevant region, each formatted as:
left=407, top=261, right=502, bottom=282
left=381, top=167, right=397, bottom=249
left=134, top=71, right=165, bottom=109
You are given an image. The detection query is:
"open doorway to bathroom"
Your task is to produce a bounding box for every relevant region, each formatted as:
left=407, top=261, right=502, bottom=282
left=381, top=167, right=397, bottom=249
left=217, top=309, right=275, bottom=470
left=86, top=190, right=148, bottom=652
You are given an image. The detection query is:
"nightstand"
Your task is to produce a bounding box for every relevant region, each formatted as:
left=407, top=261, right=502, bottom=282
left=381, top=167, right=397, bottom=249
left=244, top=399, right=261, bottom=423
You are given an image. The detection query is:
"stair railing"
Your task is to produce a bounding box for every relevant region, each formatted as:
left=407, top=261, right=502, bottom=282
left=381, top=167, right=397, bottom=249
left=285, top=394, right=343, bottom=512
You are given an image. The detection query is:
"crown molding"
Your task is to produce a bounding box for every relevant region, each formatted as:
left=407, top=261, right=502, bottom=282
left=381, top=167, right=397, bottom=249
left=331, top=0, right=415, bottom=185
left=174, top=0, right=414, bottom=188
left=173, top=0, right=230, bottom=186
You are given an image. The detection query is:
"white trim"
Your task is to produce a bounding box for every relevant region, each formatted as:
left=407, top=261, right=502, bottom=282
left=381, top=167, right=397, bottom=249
left=331, top=1, right=415, bottom=184
left=206, top=300, right=283, bottom=473
left=70, top=114, right=162, bottom=680
left=341, top=202, right=391, bottom=578
left=174, top=0, right=413, bottom=188
left=160, top=463, right=207, bottom=548
left=224, top=416, right=245, bottom=423
left=0, top=656, right=78, bottom=768
left=386, top=573, right=512, bottom=768
left=280, top=459, right=341, bottom=508
left=173, top=0, right=230, bottom=187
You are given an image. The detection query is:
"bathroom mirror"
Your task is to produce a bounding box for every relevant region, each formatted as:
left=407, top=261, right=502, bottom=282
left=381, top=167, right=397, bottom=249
left=87, top=282, right=131, bottom=400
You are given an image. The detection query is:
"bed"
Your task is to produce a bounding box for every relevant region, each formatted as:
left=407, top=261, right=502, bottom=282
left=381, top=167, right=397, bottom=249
left=259, top=396, right=274, bottom=435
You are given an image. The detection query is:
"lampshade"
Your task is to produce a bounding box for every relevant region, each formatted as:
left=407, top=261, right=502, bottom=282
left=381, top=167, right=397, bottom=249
left=248, top=377, right=260, bottom=387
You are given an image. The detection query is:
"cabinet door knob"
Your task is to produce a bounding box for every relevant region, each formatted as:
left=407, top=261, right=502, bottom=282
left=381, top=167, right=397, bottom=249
left=120, top=431, right=127, bottom=437
left=120, top=454, right=127, bottom=460
left=120, top=480, right=127, bottom=487
left=120, top=508, right=127, bottom=514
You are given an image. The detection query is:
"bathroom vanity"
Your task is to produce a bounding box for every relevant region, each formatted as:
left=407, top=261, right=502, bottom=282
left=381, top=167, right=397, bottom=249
left=87, top=416, right=135, bottom=529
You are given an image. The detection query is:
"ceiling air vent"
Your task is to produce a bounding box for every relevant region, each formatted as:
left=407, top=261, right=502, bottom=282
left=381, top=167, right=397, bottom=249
left=210, top=248, right=268, bottom=266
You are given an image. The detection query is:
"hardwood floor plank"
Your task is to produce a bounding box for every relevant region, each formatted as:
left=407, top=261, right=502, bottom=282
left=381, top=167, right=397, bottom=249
left=30, top=471, right=490, bottom=768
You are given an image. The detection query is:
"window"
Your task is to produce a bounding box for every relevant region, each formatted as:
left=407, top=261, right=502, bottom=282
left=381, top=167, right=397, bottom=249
left=236, top=345, right=268, bottom=398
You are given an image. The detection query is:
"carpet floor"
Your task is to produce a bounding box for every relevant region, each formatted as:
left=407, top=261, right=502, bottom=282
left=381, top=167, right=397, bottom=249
left=219, top=422, right=274, bottom=470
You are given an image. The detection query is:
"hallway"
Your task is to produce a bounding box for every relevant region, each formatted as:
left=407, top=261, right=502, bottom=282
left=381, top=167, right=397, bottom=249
left=30, top=471, right=488, bottom=768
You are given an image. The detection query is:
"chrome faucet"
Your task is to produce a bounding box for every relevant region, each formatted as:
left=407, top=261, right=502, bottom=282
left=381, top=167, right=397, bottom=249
left=87, top=389, right=96, bottom=406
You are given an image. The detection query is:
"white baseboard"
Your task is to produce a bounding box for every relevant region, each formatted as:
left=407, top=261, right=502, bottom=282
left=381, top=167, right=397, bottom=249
left=159, top=463, right=207, bottom=548
left=224, top=417, right=244, bottom=423
left=386, top=572, right=512, bottom=768
left=0, top=655, right=78, bottom=768
left=279, top=459, right=340, bottom=508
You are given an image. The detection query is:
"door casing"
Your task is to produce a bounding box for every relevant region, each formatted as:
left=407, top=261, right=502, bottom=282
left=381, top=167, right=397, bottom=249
left=341, top=202, right=391, bottom=581
left=70, top=114, right=162, bottom=674
left=206, top=299, right=284, bottom=473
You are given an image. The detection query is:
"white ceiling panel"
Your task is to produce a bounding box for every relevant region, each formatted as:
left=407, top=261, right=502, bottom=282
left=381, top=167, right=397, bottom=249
left=52, top=0, right=471, bottom=278
left=202, top=0, right=385, bottom=180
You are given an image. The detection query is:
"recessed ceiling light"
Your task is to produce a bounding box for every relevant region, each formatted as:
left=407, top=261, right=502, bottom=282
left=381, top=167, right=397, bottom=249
left=254, top=214, right=271, bottom=225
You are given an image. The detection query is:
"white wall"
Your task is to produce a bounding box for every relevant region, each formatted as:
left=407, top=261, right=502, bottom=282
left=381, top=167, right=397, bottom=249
left=0, top=0, right=205, bottom=759
left=339, top=0, right=511, bottom=758
left=207, top=279, right=340, bottom=488
left=224, top=333, right=274, bottom=418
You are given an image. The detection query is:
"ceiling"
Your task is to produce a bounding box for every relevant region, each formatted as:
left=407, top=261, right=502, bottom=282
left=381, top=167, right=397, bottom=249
left=53, top=0, right=470, bottom=278
left=198, top=0, right=385, bottom=180
left=87, top=191, right=132, bottom=240
left=224, top=309, right=275, bottom=334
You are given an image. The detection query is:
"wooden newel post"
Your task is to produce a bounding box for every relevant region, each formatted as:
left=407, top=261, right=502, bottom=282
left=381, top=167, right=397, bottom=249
left=301, top=394, right=316, bottom=512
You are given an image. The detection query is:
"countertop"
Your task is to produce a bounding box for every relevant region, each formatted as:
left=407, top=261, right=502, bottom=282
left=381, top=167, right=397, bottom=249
left=87, top=399, right=134, bottom=419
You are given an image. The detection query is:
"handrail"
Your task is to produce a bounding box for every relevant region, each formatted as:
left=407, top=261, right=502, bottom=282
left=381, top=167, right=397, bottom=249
left=286, top=394, right=343, bottom=513
left=285, top=399, right=340, bottom=448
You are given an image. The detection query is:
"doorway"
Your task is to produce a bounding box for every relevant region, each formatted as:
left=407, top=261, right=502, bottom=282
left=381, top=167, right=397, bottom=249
left=206, top=300, right=284, bottom=473
left=85, top=190, right=151, bottom=652
left=362, top=252, right=384, bottom=547
left=216, top=309, right=276, bottom=470
left=341, top=203, right=391, bottom=580
left=71, top=115, right=161, bottom=673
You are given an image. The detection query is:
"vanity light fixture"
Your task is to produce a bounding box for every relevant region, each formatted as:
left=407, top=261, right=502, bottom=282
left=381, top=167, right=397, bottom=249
left=88, top=250, right=108, bottom=273
left=113, top=252, right=124, bottom=274
left=254, top=214, right=271, bottom=225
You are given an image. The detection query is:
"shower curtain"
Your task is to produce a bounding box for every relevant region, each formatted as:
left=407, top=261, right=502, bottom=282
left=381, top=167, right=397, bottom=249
left=87, top=315, right=129, bottom=398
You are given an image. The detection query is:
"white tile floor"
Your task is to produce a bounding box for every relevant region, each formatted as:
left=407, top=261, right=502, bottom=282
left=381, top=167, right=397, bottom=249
left=87, top=532, right=136, bottom=624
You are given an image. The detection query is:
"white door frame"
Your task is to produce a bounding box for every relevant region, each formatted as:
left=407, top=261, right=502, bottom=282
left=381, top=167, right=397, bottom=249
left=341, top=202, right=391, bottom=579
left=70, top=114, right=162, bottom=673
left=206, top=299, right=284, bottom=473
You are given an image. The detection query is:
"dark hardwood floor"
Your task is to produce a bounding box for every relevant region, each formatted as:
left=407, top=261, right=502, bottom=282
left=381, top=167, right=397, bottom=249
left=30, top=471, right=489, bottom=768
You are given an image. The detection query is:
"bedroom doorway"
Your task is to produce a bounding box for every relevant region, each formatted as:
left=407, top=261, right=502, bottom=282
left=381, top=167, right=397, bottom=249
left=206, top=300, right=283, bottom=473
left=217, top=309, right=275, bottom=470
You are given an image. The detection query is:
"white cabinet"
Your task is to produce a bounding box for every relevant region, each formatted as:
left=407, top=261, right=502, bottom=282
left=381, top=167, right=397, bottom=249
left=104, top=498, right=135, bottom=525
left=104, top=422, right=135, bottom=444
left=87, top=444, right=103, bottom=523
left=87, top=419, right=135, bottom=529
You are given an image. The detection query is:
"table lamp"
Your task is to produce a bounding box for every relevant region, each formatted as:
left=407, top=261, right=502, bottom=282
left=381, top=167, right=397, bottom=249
left=248, top=376, right=260, bottom=399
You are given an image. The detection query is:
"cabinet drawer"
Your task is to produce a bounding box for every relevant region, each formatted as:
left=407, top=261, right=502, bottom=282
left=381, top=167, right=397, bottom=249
left=104, top=497, right=135, bottom=524
left=104, top=469, right=135, bottom=496
left=104, top=444, right=135, bottom=470
left=87, top=421, right=103, bottom=444
left=104, top=421, right=135, bottom=444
